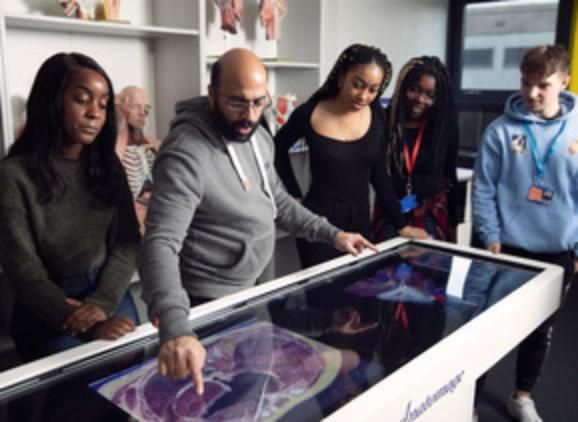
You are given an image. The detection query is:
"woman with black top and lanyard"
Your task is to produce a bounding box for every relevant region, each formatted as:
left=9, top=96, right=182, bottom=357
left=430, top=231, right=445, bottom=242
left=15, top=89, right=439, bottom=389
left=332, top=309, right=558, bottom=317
left=275, top=44, right=428, bottom=268
left=372, top=56, right=459, bottom=242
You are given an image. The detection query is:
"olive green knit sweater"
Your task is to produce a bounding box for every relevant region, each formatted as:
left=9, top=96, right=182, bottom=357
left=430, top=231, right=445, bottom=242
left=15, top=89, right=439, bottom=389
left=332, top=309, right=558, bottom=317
left=0, top=155, right=140, bottom=331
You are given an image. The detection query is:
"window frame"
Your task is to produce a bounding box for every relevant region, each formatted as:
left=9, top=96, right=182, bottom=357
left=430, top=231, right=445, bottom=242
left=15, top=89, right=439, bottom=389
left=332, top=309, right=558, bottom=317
left=446, top=0, right=573, bottom=112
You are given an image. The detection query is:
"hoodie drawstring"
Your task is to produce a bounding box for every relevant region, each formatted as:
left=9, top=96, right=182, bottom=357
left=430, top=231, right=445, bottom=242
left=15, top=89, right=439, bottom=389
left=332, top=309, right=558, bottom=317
left=223, top=136, right=278, bottom=218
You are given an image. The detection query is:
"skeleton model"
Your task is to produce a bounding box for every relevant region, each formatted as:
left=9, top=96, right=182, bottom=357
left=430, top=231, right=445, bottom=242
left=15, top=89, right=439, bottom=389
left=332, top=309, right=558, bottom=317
left=115, top=86, right=160, bottom=234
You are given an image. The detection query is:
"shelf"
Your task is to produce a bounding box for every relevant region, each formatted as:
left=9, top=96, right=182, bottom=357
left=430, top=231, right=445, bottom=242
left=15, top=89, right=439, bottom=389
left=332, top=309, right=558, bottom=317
left=264, top=61, right=319, bottom=70
left=4, top=14, right=199, bottom=39
left=206, top=56, right=319, bottom=70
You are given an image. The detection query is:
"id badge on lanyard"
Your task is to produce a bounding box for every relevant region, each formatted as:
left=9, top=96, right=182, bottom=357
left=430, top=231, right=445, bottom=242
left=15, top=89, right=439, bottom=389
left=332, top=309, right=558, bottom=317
left=527, top=184, right=554, bottom=204
left=400, top=192, right=417, bottom=213
left=400, top=121, right=426, bottom=213
left=523, top=121, right=565, bottom=206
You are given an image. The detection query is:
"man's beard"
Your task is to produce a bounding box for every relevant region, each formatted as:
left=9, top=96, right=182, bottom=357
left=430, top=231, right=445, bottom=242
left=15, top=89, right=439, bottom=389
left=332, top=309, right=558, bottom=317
left=213, top=103, right=259, bottom=142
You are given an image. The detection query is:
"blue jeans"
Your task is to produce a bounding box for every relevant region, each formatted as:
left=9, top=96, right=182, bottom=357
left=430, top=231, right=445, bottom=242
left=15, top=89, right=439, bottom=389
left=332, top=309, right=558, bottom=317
left=11, top=267, right=138, bottom=362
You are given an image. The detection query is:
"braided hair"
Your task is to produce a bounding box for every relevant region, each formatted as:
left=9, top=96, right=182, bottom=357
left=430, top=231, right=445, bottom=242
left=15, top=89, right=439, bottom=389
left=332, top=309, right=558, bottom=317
left=387, top=56, right=455, bottom=184
left=310, top=44, right=393, bottom=105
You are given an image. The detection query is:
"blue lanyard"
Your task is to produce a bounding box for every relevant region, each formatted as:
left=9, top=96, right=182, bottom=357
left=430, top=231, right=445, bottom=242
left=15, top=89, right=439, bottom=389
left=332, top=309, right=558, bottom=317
left=523, top=120, right=566, bottom=180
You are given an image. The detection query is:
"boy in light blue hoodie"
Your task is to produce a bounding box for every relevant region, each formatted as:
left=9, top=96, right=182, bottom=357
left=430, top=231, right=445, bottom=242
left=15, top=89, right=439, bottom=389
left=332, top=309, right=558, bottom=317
left=474, top=45, right=577, bottom=422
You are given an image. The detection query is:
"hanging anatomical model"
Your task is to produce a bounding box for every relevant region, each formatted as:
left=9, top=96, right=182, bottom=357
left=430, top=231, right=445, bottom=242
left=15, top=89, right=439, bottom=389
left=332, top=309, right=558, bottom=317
left=214, top=0, right=243, bottom=34
left=259, top=0, right=287, bottom=41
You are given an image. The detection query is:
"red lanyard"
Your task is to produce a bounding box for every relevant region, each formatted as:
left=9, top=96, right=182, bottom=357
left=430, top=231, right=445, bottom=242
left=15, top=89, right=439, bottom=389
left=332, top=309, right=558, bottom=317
left=403, top=121, right=427, bottom=177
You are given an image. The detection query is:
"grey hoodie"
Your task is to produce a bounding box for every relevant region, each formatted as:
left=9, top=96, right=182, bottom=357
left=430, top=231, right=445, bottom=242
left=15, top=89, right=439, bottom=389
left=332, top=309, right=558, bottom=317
left=138, top=97, right=339, bottom=342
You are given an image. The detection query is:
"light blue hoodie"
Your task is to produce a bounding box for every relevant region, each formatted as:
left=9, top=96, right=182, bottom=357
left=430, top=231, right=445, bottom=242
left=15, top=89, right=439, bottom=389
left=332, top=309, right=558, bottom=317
left=473, top=91, right=578, bottom=254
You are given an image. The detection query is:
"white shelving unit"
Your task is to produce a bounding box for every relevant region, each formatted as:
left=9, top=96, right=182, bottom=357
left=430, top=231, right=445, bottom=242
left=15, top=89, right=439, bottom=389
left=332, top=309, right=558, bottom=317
left=3, top=14, right=200, bottom=38
left=0, top=0, right=204, bottom=156
left=206, top=56, right=319, bottom=69
left=0, top=0, right=326, bottom=156
left=205, top=0, right=324, bottom=103
left=0, top=0, right=454, bottom=163
left=0, top=0, right=325, bottom=281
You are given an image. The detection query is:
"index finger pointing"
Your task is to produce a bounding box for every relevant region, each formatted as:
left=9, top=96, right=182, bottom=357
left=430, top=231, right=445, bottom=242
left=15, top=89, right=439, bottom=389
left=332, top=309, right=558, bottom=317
left=159, top=360, right=167, bottom=377
left=189, top=357, right=205, bottom=395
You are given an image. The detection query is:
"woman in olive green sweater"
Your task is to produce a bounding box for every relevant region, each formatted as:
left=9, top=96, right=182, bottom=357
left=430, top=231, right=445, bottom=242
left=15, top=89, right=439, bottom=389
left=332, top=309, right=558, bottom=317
left=0, top=52, right=141, bottom=362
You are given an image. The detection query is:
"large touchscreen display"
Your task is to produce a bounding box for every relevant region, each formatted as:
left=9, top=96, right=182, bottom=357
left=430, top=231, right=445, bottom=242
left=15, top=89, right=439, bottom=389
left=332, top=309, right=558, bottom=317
left=91, top=320, right=344, bottom=421
left=1, top=244, right=540, bottom=421
left=90, top=245, right=537, bottom=421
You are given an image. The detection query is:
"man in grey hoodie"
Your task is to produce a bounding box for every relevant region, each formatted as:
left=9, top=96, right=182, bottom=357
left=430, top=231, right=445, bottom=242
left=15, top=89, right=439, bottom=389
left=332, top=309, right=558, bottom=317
left=138, top=48, right=378, bottom=394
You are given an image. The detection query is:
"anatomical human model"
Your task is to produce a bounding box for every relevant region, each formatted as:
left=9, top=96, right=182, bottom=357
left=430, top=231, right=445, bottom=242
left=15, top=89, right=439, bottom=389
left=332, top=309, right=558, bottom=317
left=115, top=86, right=160, bottom=234
left=214, top=0, right=243, bottom=34
left=259, top=0, right=287, bottom=40
left=59, top=0, right=121, bottom=20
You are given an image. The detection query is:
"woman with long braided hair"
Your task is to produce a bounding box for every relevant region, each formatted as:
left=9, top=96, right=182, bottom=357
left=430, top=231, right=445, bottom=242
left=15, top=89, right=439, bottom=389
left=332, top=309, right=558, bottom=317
left=372, top=56, right=459, bottom=241
left=275, top=44, right=428, bottom=268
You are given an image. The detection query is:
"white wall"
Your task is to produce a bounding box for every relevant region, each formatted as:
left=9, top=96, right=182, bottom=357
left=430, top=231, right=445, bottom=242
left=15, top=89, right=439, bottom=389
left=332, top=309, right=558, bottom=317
left=321, top=0, right=449, bottom=97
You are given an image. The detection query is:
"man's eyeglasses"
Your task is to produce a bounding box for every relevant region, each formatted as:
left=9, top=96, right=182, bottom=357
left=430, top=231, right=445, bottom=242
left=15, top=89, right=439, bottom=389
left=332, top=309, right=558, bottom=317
left=220, top=92, right=272, bottom=113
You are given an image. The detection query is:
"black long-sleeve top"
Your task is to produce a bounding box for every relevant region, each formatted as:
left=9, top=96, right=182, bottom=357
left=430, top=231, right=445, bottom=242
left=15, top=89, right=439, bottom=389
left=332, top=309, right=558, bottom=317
left=390, top=119, right=459, bottom=227
left=274, top=100, right=405, bottom=230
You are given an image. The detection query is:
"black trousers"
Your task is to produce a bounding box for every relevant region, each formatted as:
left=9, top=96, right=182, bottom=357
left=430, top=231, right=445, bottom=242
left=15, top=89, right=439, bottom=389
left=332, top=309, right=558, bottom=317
left=476, top=246, right=575, bottom=400
left=501, top=246, right=575, bottom=392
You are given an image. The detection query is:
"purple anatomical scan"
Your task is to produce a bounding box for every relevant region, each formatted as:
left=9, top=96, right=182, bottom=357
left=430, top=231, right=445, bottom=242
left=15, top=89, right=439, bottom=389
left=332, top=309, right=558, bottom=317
left=344, top=260, right=446, bottom=304
left=90, top=320, right=342, bottom=421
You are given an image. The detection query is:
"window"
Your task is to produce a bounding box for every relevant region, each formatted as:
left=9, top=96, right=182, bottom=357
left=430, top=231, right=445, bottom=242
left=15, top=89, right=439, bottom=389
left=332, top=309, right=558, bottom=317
left=503, top=47, right=530, bottom=67
left=446, top=0, right=572, bottom=160
left=463, top=48, right=494, bottom=67
left=460, top=0, right=559, bottom=91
